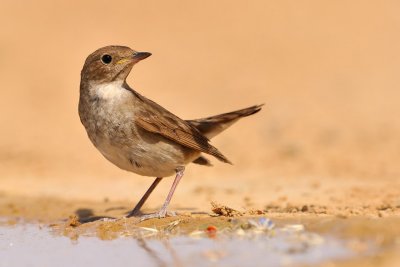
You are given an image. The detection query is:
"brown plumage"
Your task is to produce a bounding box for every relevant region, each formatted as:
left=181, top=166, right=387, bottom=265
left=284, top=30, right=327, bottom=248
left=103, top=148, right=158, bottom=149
left=129, top=89, right=232, bottom=164
left=78, top=45, right=263, bottom=220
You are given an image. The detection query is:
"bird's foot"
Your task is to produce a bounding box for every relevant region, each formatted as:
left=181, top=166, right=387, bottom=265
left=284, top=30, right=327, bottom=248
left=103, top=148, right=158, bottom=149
left=139, top=210, right=177, bottom=221
left=126, top=209, right=143, bottom=218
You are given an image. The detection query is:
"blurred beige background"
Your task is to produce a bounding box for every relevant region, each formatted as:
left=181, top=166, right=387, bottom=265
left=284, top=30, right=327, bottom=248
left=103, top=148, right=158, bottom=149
left=1, top=1, right=399, bottom=211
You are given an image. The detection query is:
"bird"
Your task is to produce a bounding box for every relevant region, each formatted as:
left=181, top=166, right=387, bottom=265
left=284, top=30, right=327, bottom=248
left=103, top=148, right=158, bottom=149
left=78, top=45, right=263, bottom=220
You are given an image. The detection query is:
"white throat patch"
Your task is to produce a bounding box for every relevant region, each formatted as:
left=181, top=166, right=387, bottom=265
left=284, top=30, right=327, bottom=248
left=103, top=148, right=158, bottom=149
left=92, top=81, right=128, bottom=100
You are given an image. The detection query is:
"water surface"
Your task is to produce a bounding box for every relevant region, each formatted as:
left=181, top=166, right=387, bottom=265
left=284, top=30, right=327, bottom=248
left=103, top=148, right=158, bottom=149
left=0, top=221, right=358, bottom=267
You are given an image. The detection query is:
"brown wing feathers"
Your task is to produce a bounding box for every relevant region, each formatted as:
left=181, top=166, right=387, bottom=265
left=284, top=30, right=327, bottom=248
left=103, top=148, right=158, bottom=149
left=133, top=92, right=232, bottom=164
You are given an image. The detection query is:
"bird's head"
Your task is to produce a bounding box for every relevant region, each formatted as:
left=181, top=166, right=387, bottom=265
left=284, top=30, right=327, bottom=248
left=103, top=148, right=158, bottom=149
left=81, top=45, right=151, bottom=84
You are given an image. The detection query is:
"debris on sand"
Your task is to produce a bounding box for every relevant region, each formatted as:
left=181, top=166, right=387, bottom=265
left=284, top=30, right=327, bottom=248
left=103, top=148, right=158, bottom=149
left=247, top=218, right=275, bottom=232
left=211, top=201, right=243, bottom=217
left=66, top=215, right=81, bottom=227
left=247, top=209, right=265, bottom=215
left=164, top=219, right=182, bottom=232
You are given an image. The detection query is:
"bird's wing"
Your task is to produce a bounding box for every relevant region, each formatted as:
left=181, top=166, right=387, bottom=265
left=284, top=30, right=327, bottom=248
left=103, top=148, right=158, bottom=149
left=131, top=89, right=231, bottom=164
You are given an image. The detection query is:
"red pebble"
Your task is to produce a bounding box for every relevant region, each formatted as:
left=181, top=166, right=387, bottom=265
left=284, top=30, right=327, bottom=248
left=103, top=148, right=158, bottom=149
left=205, top=225, right=218, bottom=238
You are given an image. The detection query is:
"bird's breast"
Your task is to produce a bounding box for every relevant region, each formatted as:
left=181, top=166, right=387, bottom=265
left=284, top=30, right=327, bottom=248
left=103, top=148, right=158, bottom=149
left=79, top=82, right=200, bottom=177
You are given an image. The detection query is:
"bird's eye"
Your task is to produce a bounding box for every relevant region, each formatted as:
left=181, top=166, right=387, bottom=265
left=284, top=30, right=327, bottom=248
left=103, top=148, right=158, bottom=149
left=101, top=54, right=112, bottom=64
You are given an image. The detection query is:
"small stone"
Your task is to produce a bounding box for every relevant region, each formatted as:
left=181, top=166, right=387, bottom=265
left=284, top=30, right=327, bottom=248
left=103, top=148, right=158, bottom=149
left=66, top=215, right=81, bottom=227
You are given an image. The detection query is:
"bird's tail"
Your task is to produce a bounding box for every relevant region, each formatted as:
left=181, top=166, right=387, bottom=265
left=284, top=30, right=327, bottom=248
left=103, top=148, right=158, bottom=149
left=187, top=104, right=264, bottom=139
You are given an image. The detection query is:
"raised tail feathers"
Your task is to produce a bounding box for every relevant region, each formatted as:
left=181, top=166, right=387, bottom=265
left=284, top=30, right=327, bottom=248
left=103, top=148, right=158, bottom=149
left=189, top=104, right=264, bottom=165
left=187, top=104, right=264, bottom=139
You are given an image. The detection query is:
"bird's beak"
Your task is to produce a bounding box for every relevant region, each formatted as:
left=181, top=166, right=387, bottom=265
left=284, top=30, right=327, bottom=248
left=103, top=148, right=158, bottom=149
left=133, top=52, right=152, bottom=61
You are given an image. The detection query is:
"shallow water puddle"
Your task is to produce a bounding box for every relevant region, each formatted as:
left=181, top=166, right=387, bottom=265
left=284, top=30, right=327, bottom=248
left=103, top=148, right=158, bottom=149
left=0, top=219, right=370, bottom=267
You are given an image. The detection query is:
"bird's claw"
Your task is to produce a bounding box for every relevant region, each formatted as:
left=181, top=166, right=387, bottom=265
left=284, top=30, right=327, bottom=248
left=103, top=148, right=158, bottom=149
left=139, top=210, right=177, bottom=221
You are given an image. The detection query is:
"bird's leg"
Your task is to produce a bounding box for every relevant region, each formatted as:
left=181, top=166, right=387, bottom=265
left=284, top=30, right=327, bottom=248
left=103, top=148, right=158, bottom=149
left=140, top=167, right=185, bottom=221
left=126, top=177, right=163, bottom=217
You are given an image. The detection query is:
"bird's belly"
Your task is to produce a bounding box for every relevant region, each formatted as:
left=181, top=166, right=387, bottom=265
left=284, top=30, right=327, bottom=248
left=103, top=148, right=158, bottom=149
left=94, top=135, right=200, bottom=178
left=81, top=95, right=200, bottom=177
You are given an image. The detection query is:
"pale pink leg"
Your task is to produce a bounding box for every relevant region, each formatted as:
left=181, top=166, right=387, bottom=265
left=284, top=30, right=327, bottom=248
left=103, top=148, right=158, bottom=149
left=140, top=167, right=185, bottom=221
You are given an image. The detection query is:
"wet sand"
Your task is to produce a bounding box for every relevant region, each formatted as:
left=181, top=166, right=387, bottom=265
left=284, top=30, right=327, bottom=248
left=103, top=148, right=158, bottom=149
left=1, top=193, right=400, bottom=266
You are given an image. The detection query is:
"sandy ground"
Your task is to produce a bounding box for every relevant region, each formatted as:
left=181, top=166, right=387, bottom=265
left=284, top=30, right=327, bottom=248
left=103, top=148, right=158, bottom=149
left=1, top=1, right=400, bottom=266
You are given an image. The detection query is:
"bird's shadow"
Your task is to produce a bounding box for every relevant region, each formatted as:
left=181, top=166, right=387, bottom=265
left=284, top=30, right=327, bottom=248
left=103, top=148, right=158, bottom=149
left=74, top=206, right=206, bottom=224
left=74, top=208, right=116, bottom=224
